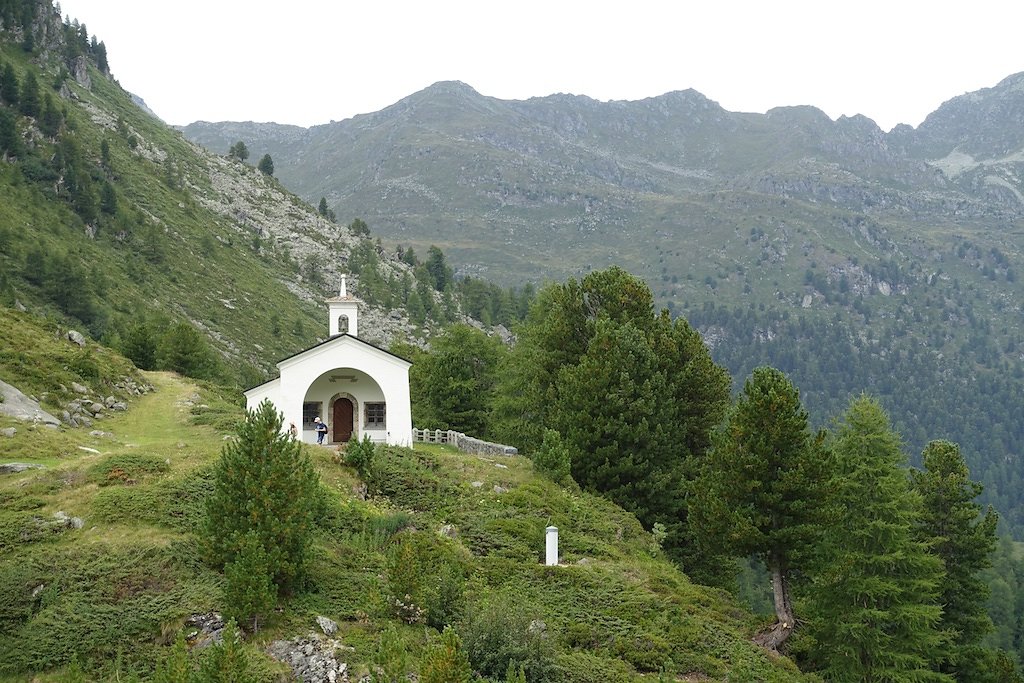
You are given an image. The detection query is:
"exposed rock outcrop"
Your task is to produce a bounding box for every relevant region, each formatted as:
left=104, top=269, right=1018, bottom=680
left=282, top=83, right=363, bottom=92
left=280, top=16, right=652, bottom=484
left=0, top=379, right=61, bottom=427
left=267, top=632, right=350, bottom=683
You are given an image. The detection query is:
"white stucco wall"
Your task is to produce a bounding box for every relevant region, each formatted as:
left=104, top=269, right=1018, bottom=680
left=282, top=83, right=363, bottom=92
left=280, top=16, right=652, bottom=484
left=245, top=336, right=412, bottom=448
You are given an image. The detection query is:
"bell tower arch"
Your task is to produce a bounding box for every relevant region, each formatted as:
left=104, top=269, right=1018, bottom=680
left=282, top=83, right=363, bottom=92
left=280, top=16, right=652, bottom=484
left=327, top=275, right=360, bottom=337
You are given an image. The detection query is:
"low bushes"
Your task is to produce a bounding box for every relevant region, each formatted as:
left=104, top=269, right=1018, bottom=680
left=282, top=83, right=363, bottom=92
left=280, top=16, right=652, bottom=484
left=87, top=452, right=170, bottom=486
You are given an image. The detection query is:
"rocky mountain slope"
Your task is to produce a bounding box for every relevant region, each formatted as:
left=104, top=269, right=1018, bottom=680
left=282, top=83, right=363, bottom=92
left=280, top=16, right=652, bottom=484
left=0, top=0, right=432, bottom=390
left=181, top=76, right=1024, bottom=285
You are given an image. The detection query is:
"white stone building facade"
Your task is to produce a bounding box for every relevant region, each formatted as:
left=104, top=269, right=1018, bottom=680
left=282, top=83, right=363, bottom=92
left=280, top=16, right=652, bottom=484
left=244, top=280, right=413, bottom=447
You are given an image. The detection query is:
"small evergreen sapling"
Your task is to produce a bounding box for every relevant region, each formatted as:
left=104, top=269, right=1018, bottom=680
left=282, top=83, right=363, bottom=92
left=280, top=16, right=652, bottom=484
left=419, top=627, right=472, bottom=683
left=532, top=429, right=571, bottom=485
left=202, top=399, right=320, bottom=595
left=345, top=434, right=376, bottom=476
left=371, top=626, right=409, bottom=683
left=153, top=632, right=191, bottom=683
left=505, top=662, right=527, bottom=683
left=195, top=619, right=255, bottom=683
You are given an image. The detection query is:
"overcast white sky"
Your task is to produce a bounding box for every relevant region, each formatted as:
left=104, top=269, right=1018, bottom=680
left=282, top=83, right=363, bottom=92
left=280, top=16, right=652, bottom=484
left=56, top=0, right=1024, bottom=132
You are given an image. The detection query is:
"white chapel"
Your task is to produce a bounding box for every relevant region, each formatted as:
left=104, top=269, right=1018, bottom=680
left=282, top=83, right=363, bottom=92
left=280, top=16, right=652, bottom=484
left=244, top=277, right=413, bottom=447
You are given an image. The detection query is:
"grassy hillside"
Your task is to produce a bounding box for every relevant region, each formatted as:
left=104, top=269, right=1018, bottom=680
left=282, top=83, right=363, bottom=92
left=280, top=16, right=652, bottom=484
left=0, top=339, right=809, bottom=681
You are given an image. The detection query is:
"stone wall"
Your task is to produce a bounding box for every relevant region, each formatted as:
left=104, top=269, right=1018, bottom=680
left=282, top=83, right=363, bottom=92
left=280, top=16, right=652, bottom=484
left=412, top=428, right=518, bottom=457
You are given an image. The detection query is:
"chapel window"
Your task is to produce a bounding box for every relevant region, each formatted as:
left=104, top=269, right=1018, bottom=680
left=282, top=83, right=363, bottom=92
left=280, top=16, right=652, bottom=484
left=365, top=402, right=386, bottom=429
left=302, top=402, right=322, bottom=429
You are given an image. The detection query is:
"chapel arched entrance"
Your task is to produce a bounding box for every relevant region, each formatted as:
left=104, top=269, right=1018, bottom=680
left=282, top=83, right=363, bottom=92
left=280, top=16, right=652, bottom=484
left=333, top=397, right=354, bottom=443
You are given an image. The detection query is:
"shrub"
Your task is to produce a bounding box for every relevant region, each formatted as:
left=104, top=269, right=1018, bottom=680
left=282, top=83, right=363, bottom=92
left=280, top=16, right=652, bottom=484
left=345, top=434, right=376, bottom=476
left=87, top=453, right=169, bottom=486
left=365, top=447, right=461, bottom=513
left=91, top=466, right=214, bottom=532
left=460, top=593, right=557, bottom=683
left=531, top=429, right=572, bottom=485
left=69, top=350, right=99, bottom=380
left=352, top=510, right=415, bottom=553
left=384, top=536, right=426, bottom=625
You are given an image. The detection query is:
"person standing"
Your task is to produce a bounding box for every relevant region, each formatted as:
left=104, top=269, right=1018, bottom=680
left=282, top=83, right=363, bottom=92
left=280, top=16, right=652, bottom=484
left=314, top=416, right=328, bottom=445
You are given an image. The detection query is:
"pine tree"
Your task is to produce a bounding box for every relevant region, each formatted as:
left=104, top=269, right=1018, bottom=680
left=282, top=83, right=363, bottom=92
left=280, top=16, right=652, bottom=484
left=696, top=366, right=829, bottom=649
left=372, top=626, right=409, bottom=683
left=348, top=217, right=370, bottom=236
left=806, top=396, right=950, bottom=682
left=100, top=180, right=117, bottom=215
left=551, top=317, right=682, bottom=533
left=223, top=530, right=276, bottom=633
left=257, top=153, right=274, bottom=176
left=406, top=289, right=426, bottom=325
left=491, top=266, right=669, bottom=453
left=153, top=631, right=191, bottom=683
left=156, top=322, right=220, bottom=381
left=505, top=662, right=527, bottom=683
left=18, top=69, right=38, bottom=118
left=420, top=627, right=472, bottom=683
left=94, top=40, right=108, bottom=73
left=424, top=245, right=451, bottom=291
left=227, top=141, right=248, bottom=161
left=39, top=92, right=62, bottom=137
left=411, top=324, right=505, bottom=435
left=121, top=322, right=157, bottom=370
left=0, top=106, right=21, bottom=157
left=532, top=428, right=571, bottom=485
left=1, top=61, right=19, bottom=104
left=910, top=440, right=999, bottom=680
left=202, top=399, right=319, bottom=594
left=195, top=620, right=255, bottom=683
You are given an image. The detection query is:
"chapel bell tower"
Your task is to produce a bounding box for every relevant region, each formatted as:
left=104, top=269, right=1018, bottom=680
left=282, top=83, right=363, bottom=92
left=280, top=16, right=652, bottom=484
left=327, top=275, right=359, bottom=337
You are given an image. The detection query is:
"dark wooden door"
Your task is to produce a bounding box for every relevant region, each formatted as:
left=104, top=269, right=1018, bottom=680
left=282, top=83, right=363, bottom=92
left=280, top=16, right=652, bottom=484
left=333, top=399, right=353, bottom=443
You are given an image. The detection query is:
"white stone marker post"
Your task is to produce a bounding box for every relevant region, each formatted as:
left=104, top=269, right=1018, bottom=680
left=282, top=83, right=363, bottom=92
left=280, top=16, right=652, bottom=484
left=545, top=525, right=559, bottom=566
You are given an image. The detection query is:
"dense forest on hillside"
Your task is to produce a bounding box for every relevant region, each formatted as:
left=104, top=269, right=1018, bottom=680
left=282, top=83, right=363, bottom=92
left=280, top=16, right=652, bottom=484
left=405, top=266, right=1024, bottom=681
left=682, top=301, right=1024, bottom=532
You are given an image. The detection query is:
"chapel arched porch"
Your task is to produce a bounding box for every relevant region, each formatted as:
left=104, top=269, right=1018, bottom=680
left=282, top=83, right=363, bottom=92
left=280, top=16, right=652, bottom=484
left=299, top=367, right=388, bottom=445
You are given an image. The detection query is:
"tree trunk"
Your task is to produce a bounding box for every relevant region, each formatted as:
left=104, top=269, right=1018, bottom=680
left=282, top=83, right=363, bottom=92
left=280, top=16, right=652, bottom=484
left=753, top=557, right=795, bottom=651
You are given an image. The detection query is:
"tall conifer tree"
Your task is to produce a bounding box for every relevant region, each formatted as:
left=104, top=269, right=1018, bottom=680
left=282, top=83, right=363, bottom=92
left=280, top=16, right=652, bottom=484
left=551, top=317, right=681, bottom=531
left=911, top=440, right=999, bottom=681
left=18, top=69, right=38, bottom=118
left=0, top=62, right=19, bottom=104
left=696, top=366, right=828, bottom=648
left=806, top=396, right=950, bottom=682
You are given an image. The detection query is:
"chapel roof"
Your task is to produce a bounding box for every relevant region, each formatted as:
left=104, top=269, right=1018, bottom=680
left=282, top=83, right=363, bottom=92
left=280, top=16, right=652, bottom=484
left=277, top=333, right=411, bottom=366
left=243, top=333, right=412, bottom=393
